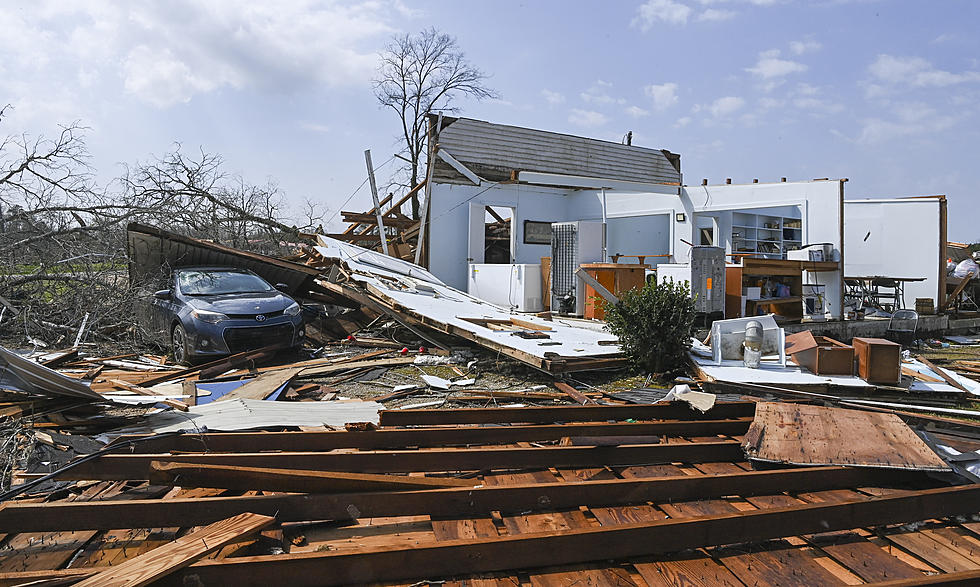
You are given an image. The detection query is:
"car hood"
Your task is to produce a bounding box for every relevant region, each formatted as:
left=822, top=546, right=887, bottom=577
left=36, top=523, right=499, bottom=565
left=187, top=292, right=294, bottom=315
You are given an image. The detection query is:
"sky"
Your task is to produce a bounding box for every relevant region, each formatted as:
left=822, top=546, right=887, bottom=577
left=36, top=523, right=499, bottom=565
left=2, top=0, right=979, bottom=240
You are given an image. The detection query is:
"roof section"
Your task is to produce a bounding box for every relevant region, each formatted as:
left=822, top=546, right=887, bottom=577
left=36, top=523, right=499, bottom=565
left=127, top=223, right=322, bottom=296
left=429, top=115, right=681, bottom=186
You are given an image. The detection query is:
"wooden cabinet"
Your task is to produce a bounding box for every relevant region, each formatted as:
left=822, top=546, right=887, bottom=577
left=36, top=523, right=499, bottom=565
left=785, top=331, right=854, bottom=375
left=852, top=337, right=901, bottom=385
left=725, top=258, right=839, bottom=322
left=580, top=263, right=648, bottom=320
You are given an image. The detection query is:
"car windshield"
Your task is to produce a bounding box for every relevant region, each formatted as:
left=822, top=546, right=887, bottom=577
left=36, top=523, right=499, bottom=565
left=177, top=270, right=274, bottom=296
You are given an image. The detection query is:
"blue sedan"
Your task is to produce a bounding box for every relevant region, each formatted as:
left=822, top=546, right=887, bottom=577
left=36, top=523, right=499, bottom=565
left=148, top=267, right=305, bottom=364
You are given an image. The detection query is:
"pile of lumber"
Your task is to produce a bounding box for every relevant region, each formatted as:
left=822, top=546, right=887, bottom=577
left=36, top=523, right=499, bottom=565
left=1, top=401, right=979, bottom=585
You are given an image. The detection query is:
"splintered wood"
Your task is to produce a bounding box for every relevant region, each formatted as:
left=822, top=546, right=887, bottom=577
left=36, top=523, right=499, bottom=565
left=742, top=402, right=951, bottom=471
left=72, top=512, right=275, bottom=587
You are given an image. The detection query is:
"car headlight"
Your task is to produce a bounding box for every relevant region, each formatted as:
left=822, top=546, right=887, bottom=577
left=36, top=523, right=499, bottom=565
left=191, top=309, right=230, bottom=324
left=284, top=301, right=302, bottom=317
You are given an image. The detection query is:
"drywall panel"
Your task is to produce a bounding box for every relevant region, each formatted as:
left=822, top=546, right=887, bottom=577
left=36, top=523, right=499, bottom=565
left=844, top=198, right=941, bottom=307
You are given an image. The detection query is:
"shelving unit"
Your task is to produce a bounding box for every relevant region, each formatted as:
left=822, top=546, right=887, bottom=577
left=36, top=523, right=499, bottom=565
left=731, top=212, right=803, bottom=259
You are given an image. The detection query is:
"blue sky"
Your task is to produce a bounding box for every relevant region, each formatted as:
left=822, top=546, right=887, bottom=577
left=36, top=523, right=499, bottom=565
left=3, top=0, right=979, bottom=239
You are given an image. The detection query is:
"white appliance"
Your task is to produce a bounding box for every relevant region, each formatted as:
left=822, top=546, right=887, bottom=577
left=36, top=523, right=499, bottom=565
left=802, top=284, right=827, bottom=321
left=467, top=264, right=543, bottom=312
left=550, top=221, right=604, bottom=315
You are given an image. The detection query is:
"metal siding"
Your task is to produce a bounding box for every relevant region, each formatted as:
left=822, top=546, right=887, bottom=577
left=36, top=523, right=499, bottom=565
left=433, top=118, right=680, bottom=185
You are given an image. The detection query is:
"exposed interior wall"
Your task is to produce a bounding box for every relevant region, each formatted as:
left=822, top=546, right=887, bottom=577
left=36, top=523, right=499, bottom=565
left=427, top=179, right=844, bottom=317
left=428, top=182, right=572, bottom=290
left=844, top=198, right=942, bottom=307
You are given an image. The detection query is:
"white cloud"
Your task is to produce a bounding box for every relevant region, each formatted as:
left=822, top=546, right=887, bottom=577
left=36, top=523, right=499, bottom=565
left=643, top=82, right=679, bottom=110
left=708, top=96, right=745, bottom=117
left=789, top=39, right=821, bottom=55
left=625, top=105, right=650, bottom=118
left=869, top=54, right=980, bottom=88
left=541, top=89, right=566, bottom=105
left=697, top=8, right=736, bottom=21
left=674, top=116, right=691, bottom=128
left=568, top=108, right=609, bottom=128
left=1, top=1, right=400, bottom=109
left=858, top=102, right=956, bottom=144
left=581, top=80, right=624, bottom=105
left=747, top=49, right=808, bottom=79
left=632, top=0, right=692, bottom=30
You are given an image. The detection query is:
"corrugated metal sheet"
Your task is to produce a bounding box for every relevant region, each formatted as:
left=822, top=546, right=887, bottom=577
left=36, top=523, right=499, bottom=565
left=108, top=398, right=383, bottom=435
left=430, top=116, right=681, bottom=185
left=0, top=346, right=103, bottom=400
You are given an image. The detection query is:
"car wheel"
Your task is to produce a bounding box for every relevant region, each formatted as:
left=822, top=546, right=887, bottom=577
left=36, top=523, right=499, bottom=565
left=171, top=323, right=190, bottom=365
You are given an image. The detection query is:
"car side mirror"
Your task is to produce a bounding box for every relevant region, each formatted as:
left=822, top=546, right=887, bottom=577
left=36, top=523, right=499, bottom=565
left=153, top=289, right=172, bottom=300
left=275, top=283, right=289, bottom=292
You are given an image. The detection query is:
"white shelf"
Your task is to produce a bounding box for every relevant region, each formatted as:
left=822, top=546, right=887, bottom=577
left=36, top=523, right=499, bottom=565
left=730, top=213, right=802, bottom=259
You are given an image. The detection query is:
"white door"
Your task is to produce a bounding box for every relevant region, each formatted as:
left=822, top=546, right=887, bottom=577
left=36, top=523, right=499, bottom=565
left=467, top=202, right=485, bottom=264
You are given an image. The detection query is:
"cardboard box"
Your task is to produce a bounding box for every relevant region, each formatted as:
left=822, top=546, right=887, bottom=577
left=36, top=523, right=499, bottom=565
left=785, top=331, right=854, bottom=376
left=852, top=337, right=901, bottom=385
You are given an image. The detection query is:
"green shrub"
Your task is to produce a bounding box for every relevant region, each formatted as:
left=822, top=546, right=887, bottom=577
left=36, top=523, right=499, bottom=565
left=602, top=280, right=696, bottom=374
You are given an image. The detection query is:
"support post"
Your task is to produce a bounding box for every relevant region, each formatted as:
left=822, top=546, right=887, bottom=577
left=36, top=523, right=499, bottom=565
left=364, top=149, right=389, bottom=256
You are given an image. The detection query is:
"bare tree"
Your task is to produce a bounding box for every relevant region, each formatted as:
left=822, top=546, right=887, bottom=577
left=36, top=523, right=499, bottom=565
left=374, top=28, right=498, bottom=218
left=1, top=117, right=326, bottom=348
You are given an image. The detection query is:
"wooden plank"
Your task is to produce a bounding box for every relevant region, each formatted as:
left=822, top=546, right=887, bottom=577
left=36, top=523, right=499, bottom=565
left=214, top=367, right=303, bottom=402
left=73, top=512, right=275, bottom=587
left=107, top=380, right=189, bottom=411
left=115, top=484, right=980, bottom=586
left=917, top=357, right=970, bottom=393
left=297, top=356, right=416, bottom=377
left=2, top=466, right=925, bottom=533
left=117, top=418, right=754, bottom=453
left=552, top=382, right=595, bottom=405
left=149, top=461, right=478, bottom=492
left=743, top=402, right=950, bottom=471
left=59, top=442, right=746, bottom=480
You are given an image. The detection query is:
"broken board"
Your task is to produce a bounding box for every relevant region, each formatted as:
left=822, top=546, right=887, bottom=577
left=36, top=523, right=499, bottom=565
left=742, top=402, right=950, bottom=472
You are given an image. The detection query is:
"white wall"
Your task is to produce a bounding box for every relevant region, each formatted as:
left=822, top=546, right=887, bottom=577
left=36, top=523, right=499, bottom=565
left=427, top=179, right=844, bottom=317
left=428, top=182, right=573, bottom=290
left=844, top=198, right=942, bottom=307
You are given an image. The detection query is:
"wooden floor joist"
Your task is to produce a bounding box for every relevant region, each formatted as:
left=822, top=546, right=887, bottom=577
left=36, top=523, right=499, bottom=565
left=118, top=418, right=754, bottom=453
left=378, top=401, right=756, bottom=425
left=134, top=484, right=980, bottom=586
left=148, top=461, right=479, bottom=493
left=0, top=466, right=926, bottom=533
left=58, top=441, right=746, bottom=480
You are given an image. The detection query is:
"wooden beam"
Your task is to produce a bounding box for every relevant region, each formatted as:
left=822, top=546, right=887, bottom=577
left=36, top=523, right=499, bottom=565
left=379, top=401, right=756, bottom=426
left=149, top=461, right=478, bottom=492
left=916, top=357, right=970, bottom=393
left=340, top=213, right=418, bottom=228
left=108, top=485, right=980, bottom=586
left=59, top=442, right=745, bottom=480
left=107, top=379, right=189, bottom=412
left=553, top=382, right=595, bottom=405
left=72, top=512, right=274, bottom=587
left=215, top=367, right=302, bottom=402
left=117, top=418, right=754, bottom=453
left=863, top=570, right=980, bottom=586
left=0, top=466, right=922, bottom=533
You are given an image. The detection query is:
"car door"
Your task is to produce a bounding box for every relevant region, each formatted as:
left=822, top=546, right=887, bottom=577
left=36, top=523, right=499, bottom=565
left=148, top=273, right=177, bottom=344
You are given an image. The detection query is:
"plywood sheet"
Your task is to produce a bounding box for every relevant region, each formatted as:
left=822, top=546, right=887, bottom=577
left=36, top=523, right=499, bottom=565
left=742, top=402, right=950, bottom=471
